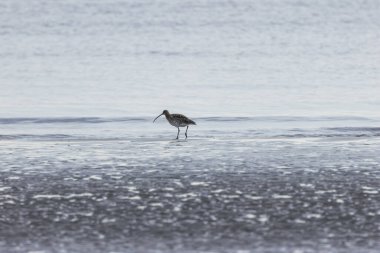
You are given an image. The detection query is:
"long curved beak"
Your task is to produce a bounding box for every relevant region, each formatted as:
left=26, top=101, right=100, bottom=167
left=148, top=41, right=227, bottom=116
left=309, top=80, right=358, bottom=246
left=153, top=113, right=164, bottom=123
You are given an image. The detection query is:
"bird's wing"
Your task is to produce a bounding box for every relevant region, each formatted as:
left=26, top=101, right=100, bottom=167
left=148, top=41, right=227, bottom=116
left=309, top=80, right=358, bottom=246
left=172, top=114, right=196, bottom=125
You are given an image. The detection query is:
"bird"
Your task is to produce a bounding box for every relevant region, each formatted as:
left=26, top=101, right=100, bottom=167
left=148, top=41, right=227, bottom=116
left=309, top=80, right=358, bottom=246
left=153, top=110, right=196, bottom=139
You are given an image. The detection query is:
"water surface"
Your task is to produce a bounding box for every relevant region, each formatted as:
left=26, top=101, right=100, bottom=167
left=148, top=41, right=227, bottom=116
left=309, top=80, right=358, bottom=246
left=1, top=0, right=380, bottom=252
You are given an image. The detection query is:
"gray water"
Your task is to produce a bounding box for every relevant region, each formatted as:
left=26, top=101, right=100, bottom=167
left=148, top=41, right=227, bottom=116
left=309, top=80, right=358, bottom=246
left=1, top=0, right=380, bottom=117
left=1, top=0, right=380, bottom=252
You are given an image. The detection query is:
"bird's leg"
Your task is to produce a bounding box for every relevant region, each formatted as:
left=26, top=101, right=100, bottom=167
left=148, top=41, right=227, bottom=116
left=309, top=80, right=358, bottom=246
left=185, top=126, right=189, bottom=139
left=176, top=128, right=180, bottom=139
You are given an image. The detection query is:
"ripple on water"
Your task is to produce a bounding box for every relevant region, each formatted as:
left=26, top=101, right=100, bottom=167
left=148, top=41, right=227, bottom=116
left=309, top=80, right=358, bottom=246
left=272, top=194, right=292, bottom=199
left=149, top=202, right=164, bottom=208
left=244, top=213, right=256, bottom=219
left=84, top=175, right=103, bottom=180
left=244, top=195, right=263, bottom=200
left=190, top=181, right=210, bottom=186
left=0, top=187, right=11, bottom=191
left=304, top=213, right=322, bottom=219
left=32, top=193, right=93, bottom=200
left=363, top=190, right=379, bottom=194
left=117, top=196, right=141, bottom=200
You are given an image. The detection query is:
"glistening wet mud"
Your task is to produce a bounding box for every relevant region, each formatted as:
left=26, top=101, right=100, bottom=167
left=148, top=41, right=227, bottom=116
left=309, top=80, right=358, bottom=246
left=1, top=136, right=379, bottom=253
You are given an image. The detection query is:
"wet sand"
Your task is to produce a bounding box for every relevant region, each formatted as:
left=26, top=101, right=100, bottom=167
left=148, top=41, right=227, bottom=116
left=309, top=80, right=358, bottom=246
left=1, top=137, right=379, bottom=252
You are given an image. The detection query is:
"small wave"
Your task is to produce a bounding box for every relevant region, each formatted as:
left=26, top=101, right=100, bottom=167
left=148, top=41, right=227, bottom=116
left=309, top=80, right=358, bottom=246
left=198, top=116, right=376, bottom=122
left=270, top=127, right=380, bottom=139
left=0, top=116, right=377, bottom=125
left=325, top=127, right=380, bottom=132
left=0, top=116, right=378, bottom=125
left=0, top=117, right=147, bottom=124
left=272, top=133, right=380, bottom=139
left=0, top=134, right=73, bottom=140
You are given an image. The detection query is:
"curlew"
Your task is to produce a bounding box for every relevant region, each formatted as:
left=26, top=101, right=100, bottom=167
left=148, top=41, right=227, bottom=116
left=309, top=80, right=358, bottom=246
left=153, top=110, right=196, bottom=139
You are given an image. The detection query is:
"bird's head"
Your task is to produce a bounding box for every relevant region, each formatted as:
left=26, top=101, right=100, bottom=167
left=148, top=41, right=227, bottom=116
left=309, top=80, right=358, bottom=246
left=153, top=110, right=169, bottom=123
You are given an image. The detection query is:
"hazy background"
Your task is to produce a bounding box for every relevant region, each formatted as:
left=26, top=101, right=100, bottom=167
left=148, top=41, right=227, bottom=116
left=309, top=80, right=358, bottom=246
left=1, top=0, right=379, bottom=118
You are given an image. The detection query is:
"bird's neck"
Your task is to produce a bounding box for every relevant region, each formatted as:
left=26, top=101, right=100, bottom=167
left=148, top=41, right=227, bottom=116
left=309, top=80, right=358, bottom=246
left=164, top=112, right=172, bottom=120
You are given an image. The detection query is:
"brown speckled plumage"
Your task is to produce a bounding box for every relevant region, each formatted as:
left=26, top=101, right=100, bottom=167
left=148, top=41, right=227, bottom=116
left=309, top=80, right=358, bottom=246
left=153, top=110, right=196, bottom=139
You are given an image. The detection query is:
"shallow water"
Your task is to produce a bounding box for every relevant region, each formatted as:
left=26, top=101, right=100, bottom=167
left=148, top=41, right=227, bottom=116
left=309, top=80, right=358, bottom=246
left=1, top=118, right=380, bottom=253
left=1, top=0, right=380, bottom=117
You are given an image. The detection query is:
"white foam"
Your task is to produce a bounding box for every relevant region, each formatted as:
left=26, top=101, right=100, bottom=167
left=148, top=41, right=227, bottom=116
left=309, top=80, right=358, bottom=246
left=244, top=195, right=263, bottom=200
left=190, top=182, right=209, bottom=186
left=63, top=177, right=76, bottom=181
left=300, top=183, right=314, bottom=188
left=363, top=190, right=378, bottom=194
left=0, top=187, right=11, bottom=192
left=272, top=194, right=292, bottom=199
left=244, top=213, right=256, bottom=219
left=150, top=202, right=164, bottom=207
left=225, top=194, right=240, bottom=199
left=33, top=194, right=62, bottom=199
left=305, top=213, right=322, bottom=219
left=173, top=205, right=182, bottom=212
left=124, top=186, right=139, bottom=193
left=8, top=176, right=20, bottom=180
left=118, top=195, right=141, bottom=200
left=77, top=212, right=94, bottom=217
left=294, top=219, right=306, bottom=224
left=33, top=193, right=93, bottom=199
left=258, top=214, right=269, bottom=223
left=315, top=190, right=336, bottom=194
left=85, top=175, right=102, bottom=180
left=211, top=189, right=224, bottom=193
left=102, top=218, right=116, bottom=223
left=0, top=200, right=15, bottom=205
left=65, top=193, right=93, bottom=199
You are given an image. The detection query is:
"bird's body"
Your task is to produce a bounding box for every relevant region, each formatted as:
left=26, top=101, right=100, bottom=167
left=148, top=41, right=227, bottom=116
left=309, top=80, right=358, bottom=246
left=165, top=113, right=196, bottom=128
left=153, top=110, right=196, bottom=139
